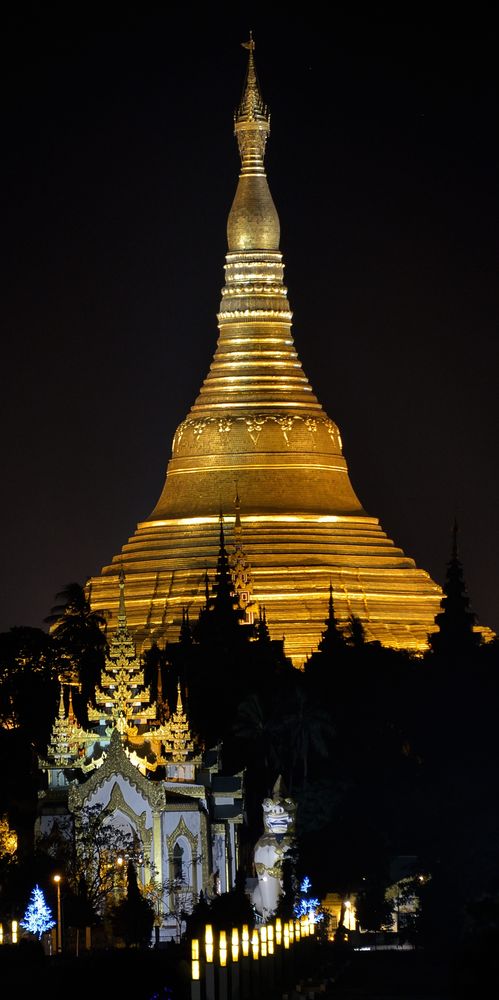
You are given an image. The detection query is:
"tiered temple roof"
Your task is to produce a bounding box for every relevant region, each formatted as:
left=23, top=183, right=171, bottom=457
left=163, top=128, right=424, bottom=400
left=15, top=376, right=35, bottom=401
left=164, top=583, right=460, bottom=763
left=41, top=574, right=201, bottom=782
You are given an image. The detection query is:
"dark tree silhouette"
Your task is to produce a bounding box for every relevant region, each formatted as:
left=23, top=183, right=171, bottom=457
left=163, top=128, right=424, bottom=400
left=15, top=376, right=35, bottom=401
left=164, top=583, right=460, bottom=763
left=45, top=582, right=108, bottom=720
left=110, top=860, right=155, bottom=948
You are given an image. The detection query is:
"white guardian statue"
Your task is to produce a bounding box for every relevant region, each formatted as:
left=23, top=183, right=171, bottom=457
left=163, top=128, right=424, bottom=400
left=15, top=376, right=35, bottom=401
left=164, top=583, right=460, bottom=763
left=252, top=776, right=296, bottom=920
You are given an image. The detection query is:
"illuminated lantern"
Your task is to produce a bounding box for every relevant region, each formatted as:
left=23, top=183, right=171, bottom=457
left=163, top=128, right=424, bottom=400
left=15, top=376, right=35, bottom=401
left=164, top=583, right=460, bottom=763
left=242, top=924, right=250, bottom=957
left=205, top=923, right=214, bottom=963
left=260, top=924, right=268, bottom=957
left=191, top=939, right=200, bottom=981
left=267, top=924, right=274, bottom=955
left=231, top=927, right=239, bottom=963
left=219, top=930, right=227, bottom=967
left=251, top=928, right=259, bottom=960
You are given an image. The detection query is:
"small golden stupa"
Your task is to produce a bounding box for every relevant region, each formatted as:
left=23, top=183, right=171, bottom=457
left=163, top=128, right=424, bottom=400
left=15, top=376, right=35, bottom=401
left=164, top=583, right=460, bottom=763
left=88, top=38, right=443, bottom=664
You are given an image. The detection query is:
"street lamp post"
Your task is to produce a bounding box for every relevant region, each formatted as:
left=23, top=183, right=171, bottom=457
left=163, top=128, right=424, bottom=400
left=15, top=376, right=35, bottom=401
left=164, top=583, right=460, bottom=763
left=53, top=875, right=62, bottom=953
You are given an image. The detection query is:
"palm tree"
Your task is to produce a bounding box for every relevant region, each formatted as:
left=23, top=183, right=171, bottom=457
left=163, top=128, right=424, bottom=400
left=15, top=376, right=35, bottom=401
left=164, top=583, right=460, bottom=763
left=45, top=582, right=108, bottom=717
left=232, top=693, right=282, bottom=793
left=281, top=684, right=334, bottom=790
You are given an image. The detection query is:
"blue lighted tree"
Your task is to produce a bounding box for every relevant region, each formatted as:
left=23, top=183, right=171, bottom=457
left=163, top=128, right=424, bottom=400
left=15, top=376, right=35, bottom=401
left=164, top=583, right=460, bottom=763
left=294, top=875, right=323, bottom=922
left=20, top=884, right=56, bottom=939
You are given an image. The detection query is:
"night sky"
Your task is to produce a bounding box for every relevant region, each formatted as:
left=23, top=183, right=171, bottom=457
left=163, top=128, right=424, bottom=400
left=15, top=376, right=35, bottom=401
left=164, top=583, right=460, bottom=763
left=1, top=12, right=498, bottom=639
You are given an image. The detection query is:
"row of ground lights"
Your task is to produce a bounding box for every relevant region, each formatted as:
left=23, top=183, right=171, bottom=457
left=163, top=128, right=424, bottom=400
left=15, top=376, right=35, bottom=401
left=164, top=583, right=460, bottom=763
left=192, top=913, right=315, bottom=978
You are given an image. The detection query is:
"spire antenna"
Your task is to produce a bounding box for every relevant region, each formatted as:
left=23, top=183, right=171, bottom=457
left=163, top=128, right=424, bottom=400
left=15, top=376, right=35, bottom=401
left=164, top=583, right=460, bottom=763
left=241, top=31, right=255, bottom=52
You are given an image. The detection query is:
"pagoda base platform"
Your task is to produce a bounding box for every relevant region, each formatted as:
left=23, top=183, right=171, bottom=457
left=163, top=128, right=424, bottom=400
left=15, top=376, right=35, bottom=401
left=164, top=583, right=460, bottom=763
left=88, top=513, right=445, bottom=666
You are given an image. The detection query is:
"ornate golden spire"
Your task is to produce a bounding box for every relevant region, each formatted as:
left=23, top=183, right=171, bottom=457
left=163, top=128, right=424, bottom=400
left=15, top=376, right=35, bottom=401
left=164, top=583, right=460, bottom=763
left=162, top=683, right=195, bottom=762
left=227, top=34, right=280, bottom=251
left=67, top=688, right=76, bottom=725
left=44, top=684, right=83, bottom=768
left=117, top=565, right=127, bottom=633
left=234, top=33, right=270, bottom=171
left=230, top=491, right=255, bottom=623
left=88, top=571, right=156, bottom=732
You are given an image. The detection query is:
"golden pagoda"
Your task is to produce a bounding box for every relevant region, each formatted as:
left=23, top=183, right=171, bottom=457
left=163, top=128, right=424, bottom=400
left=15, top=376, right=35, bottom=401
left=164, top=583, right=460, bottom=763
left=88, top=38, right=444, bottom=664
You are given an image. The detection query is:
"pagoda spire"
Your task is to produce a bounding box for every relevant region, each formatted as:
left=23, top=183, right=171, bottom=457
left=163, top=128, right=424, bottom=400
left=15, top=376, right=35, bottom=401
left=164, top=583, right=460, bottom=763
left=230, top=491, right=255, bottom=623
left=194, top=512, right=246, bottom=644
left=162, top=682, right=195, bottom=763
left=227, top=34, right=280, bottom=251
left=234, top=33, right=271, bottom=174
left=43, top=683, right=82, bottom=769
left=213, top=512, right=236, bottom=611
left=117, top=565, right=128, bottom=633
left=155, top=660, right=170, bottom=724
left=179, top=607, right=193, bottom=646
left=429, top=520, right=480, bottom=657
left=257, top=606, right=271, bottom=644
left=67, top=687, right=76, bottom=725
left=88, top=569, right=156, bottom=733
left=318, top=582, right=346, bottom=654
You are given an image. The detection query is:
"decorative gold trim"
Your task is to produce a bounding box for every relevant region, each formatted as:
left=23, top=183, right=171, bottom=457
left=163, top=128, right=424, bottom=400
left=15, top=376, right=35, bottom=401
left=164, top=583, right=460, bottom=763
left=106, top=781, right=152, bottom=870
left=68, top=731, right=164, bottom=811
left=164, top=784, right=206, bottom=799
left=166, top=816, right=198, bottom=854
left=200, top=809, right=210, bottom=892
left=167, top=816, right=200, bottom=894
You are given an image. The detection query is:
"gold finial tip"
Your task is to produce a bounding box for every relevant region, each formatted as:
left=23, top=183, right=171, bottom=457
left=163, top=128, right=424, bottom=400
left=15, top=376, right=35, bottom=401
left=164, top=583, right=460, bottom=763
left=242, top=32, right=255, bottom=51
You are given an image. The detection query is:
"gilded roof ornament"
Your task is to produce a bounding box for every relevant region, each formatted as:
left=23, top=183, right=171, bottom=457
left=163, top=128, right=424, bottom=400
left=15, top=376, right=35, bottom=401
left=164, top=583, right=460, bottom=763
left=117, top=565, right=128, bottom=634
left=229, top=491, right=255, bottom=622
left=88, top=569, right=156, bottom=731
left=44, top=683, right=83, bottom=768
left=162, top=682, right=195, bottom=763
left=235, top=34, right=270, bottom=170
